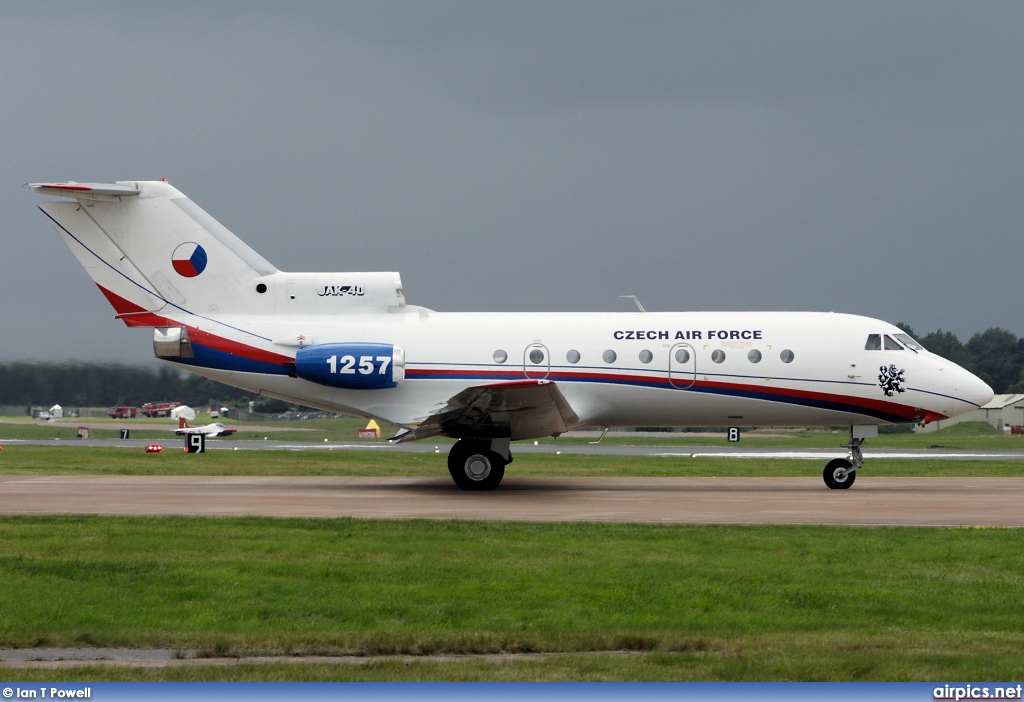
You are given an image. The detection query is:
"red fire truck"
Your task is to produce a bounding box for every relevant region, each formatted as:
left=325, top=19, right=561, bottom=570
left=140, top=401, right=182, bottom=418
left=108, top=406, right=137, bottom=419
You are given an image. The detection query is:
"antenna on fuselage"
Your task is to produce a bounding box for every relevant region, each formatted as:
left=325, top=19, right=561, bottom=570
left=619, top=295, right=646, bottom=313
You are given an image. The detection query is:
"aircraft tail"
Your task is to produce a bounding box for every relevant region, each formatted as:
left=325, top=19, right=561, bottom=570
left=32, top=181, right=408, bottom=325
left=32, top=181, right=278, bottom=324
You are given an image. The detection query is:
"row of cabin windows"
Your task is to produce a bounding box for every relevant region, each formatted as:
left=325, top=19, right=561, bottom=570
left=493, top=348, right=796, bottom=365
left=865, top=333, right=925, bottom=352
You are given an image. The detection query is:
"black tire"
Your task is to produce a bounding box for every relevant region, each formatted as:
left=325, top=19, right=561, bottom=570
left=447, top=440, right=506, bottom=491
left=823, top=458, right=856, bottom=489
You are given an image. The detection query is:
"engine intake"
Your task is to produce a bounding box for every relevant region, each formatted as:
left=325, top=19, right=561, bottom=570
left=294, top=343, right=404, bottom=390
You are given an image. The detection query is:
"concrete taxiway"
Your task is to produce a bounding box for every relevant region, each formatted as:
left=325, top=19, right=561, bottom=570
left=1, top=475, right=1022, bottom=526
left=0, top=647, right=640, bottom=670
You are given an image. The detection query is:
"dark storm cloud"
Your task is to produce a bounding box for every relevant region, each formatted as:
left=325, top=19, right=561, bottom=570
left=321, top=2, right=1022, bottom=113
left=1, top=2, right=1022, bottom=362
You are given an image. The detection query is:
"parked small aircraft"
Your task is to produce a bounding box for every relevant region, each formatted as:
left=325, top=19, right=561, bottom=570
left=175, top=416, right=237, bottom=438
left=31, top=181, right=993, bottom=490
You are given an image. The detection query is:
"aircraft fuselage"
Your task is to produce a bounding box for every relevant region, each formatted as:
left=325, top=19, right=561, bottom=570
left=166, top=309, right=990, bottom=433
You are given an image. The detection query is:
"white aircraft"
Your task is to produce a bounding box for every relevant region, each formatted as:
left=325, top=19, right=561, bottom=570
left=31, top=181, right=993, bottom=490
left=175, top=416, right=237, bottom=438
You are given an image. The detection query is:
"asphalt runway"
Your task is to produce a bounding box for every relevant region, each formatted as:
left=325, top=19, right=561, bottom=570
left=5, top=437, right=1024, bottom=461
left=1, top=475, right=1022, bottom=526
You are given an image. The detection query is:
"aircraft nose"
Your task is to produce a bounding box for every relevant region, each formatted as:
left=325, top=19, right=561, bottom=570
left=964, top=371, right=994, bottom=408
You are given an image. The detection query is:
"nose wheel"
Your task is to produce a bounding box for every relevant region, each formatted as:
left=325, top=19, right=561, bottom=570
left=823, top=436, right=865, bottom=489
left=823, top=458, right=856, bottom=489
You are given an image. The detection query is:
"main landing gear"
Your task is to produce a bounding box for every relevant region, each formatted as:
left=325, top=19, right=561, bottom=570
left=447, top=439, right=511, bottom=491
left=823, top=435, right=866, bottom=489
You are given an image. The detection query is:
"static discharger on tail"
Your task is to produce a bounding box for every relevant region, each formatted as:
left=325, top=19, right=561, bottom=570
left=30, top=180, right=994, bottom=490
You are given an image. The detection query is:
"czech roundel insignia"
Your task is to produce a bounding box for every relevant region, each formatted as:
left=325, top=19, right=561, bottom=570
left=171, top=242, right=208, bottom=277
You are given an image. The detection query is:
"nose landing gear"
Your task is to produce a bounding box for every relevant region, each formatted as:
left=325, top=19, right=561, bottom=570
left=823, top=434, right=866, bottom=489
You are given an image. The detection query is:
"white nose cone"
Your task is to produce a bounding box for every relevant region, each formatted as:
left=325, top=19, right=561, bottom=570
left=950, top=365, right=994, bottom=415
left=925, top=360, right=995, bottom=422
left=967, top=374, right=995, bottom=409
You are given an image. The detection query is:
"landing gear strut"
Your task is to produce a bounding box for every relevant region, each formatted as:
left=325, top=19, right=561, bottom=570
left=447, top=439, right=510, bottom=491
left=823, top=436, right=865, bottom=489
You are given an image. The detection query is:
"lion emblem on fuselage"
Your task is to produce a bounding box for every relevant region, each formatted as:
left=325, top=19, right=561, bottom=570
left=878, top=364, right=905, bottom=397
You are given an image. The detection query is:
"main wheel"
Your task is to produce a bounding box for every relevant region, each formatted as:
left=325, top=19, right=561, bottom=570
left=823, top=458, right=856, bottom=489
left=448, top=440, right=506, bottom=491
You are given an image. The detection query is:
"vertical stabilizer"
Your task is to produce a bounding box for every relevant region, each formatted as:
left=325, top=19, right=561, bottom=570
left=34, top=181, right=278, bottom=322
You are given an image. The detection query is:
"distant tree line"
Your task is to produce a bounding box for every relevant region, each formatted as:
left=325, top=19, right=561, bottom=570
left=0, top=363, right=256, bottom=409
left=3, top=325, right=1024, bottom=408
left=897, top=325, right=1024, bottom=394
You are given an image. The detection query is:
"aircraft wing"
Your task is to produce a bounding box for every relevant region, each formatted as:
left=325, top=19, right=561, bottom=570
left=393, top=379, right=579, bottom=443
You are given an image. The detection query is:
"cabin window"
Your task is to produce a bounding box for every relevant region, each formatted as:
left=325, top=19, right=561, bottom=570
left=493, top=350, right=508, bottom=363
left=780, top=349, right=795, bottom=363
left=883, top=335, right=903, bottom=350
left=747, top=349, right=762, bottom=363
left=603, top=349, right=617, bottom=364
left=529, top=348, right=545, bottom=364
left=711, top=350, right=726, bottom=364
left=674, top=348, right=690, bottom=363
left=894, top=333, right=925, bottom=351
left=566, top=349, right=581, bottom=364
left=865, top=334, right=881, bottom=350
left=639, top=349, right=653, bottom=364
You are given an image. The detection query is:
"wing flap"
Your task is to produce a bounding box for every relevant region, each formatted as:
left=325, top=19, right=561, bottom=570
left=393, top=379, right=579, bottom=443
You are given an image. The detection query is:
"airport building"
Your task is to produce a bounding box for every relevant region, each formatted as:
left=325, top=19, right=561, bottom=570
left=916, top=393, right=1024, bottom=433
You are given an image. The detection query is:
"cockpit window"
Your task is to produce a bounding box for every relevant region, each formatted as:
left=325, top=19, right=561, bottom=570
left=894, top=333, right=925, bottom=352
left=883, top=334, right=903, bottom=350
left=865, top=334, right=881, bottom=350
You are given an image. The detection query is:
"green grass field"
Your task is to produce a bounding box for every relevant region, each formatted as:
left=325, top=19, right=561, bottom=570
left=0, top=517, right=1023, bottom=681
left=1, top=445, right=1024, bottom=477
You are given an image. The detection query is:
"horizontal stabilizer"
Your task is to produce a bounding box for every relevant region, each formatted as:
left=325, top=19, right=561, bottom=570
left=29, top=182, right=141, bottom=200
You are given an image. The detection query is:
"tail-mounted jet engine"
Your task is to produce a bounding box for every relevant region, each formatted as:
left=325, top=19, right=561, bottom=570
left=153, top=327, right=195, bottom=359
left=294, top=343, right=405, bottom=389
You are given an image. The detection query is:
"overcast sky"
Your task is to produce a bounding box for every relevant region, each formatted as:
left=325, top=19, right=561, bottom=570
left=2, top=1, right=1022, bottom=363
